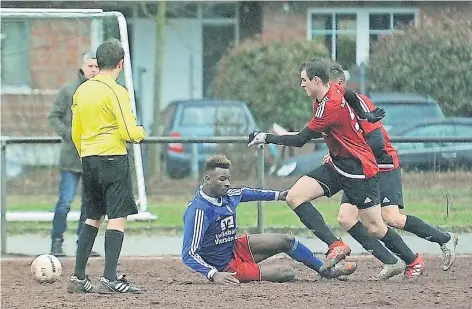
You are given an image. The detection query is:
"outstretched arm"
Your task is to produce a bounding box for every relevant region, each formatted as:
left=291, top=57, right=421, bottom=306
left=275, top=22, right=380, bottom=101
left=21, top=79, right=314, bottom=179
left=249, top=126, right=322, bottom=148
left=228, top=187, right=288, bottom=202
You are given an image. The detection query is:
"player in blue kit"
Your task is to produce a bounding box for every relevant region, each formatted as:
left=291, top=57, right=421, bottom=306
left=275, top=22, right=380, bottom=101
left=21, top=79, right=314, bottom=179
left=181, top=154, right=357, bottom=284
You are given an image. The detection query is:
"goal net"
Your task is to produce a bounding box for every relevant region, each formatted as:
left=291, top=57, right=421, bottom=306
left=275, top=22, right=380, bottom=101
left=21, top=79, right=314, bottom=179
left=0, top=9, right=154, bottom=221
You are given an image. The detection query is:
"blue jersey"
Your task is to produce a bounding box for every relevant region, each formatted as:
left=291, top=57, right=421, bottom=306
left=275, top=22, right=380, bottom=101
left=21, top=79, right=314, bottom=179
left=181, top=186, right=280, bottom=280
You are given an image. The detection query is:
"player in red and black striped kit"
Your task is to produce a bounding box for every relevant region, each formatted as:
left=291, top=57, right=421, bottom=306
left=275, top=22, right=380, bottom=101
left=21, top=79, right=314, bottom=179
left=328, top=65, right=458, bottom=275
left=248, top=60, right=420, bottom=280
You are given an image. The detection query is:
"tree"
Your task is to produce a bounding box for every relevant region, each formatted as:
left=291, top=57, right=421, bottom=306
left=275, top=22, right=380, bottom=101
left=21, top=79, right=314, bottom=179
left=368, top=14, right=472, bottom=116
left=140, top=1, right=167, bottom=176
left=211, top=39, right=329, bottom=130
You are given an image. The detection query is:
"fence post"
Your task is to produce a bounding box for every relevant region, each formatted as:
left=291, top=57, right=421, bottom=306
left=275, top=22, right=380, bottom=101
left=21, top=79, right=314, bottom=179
left=1, top=139, right=7, bottom=255
left=256, top=146, right=265, bottom=234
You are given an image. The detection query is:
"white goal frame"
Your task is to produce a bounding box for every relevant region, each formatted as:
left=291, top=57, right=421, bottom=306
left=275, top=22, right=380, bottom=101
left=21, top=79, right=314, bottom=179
left=0, top=8, right=155, bottom=222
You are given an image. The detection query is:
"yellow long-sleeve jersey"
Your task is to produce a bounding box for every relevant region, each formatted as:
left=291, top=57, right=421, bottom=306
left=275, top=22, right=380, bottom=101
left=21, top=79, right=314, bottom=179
left=71, top=74, right=145, bottom=157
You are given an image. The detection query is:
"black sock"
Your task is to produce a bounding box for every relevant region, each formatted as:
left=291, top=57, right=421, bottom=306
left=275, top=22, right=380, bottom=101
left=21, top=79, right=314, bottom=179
left=104, top=229, right=124, bottom=281
left=404, top=215, right=450, bottom=244
left=381, top=227, right=417, bottom=264
left=74, top=224, right=99, bottom=280
left=293, top=202, right=339, bottom=246
left=347, top=221, right=397, bottom=264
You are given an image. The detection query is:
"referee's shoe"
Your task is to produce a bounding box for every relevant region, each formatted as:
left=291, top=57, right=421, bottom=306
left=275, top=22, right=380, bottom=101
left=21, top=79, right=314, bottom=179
left=98, top=274, right=141, bottom=294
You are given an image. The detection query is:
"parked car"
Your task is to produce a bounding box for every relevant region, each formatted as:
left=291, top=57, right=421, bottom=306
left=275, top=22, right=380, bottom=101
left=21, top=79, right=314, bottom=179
left=276, top=118, right=472, bottom=177
left=309, top=92, right=446, bottom=153
left=367, top=92, right=445, bottom=131
left=161, top=99, right=258, bottom=179
left=389, top=118, right=472, bottom=171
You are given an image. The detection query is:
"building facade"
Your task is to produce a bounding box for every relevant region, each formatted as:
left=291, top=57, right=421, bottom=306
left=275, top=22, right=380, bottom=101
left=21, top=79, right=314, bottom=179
left=1, top=0, right=470, bottom=143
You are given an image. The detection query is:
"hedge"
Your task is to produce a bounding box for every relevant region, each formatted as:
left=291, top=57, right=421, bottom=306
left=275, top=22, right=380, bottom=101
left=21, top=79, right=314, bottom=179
left=368, top=14, right=472, bottom=116
left=211, top=39, right=329, bottom=130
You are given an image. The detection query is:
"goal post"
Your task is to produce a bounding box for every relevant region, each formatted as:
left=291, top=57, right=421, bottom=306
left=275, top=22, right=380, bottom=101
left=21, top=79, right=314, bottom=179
left=0, top=8, right=154, bottom=221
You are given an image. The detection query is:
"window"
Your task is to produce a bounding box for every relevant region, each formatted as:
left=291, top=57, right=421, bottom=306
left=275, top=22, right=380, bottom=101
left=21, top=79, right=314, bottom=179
left=310, top=13, right=357, bottom=69
left=369, top=12, right=415, bottom=55
left=1, top=20, right=31, bottom=88
left=308, top=8, right=417, bottom=66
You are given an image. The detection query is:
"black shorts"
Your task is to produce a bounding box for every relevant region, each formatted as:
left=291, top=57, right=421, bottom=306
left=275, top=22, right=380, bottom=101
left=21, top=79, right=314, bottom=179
left=82, top=155, right=138, bottom=219
left=378, top=167, right=404, bottom=208
left=307, top=163, right=380, bottom=209
left=340, top=167, right=403, bottom=209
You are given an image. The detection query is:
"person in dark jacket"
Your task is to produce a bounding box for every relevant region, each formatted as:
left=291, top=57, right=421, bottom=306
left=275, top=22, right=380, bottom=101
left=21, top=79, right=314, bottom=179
left=48, top=52, right=100, bottom=257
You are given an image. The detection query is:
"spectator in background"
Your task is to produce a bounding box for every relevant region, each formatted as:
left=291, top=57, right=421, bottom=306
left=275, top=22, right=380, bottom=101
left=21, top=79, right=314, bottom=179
left=48, top=52, right=101, bottom=257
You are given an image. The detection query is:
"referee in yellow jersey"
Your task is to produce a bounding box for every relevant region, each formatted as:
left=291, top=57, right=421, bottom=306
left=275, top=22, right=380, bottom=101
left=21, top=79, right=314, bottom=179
left=67, top=39, right=145, bottom=294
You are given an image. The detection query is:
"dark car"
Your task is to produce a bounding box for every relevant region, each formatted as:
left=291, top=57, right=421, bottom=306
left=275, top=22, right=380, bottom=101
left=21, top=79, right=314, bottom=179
left=389, top=118, right=472, bottom=171
left=367, top=92, right=445, bottom=131
left=276, top=118, right=472, bottom=177
left=161, top=99, right=258, bottom=179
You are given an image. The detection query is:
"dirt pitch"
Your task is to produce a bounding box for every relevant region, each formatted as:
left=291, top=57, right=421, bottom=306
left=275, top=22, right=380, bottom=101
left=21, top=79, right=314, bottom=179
left=1, top=255, right=471, bottom=309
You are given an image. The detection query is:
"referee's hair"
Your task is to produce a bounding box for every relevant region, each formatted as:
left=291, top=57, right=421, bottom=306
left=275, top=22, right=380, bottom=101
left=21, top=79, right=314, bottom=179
left=205, top=154, right=232, bottom=171
left=96, top=38, right=125, bottom=70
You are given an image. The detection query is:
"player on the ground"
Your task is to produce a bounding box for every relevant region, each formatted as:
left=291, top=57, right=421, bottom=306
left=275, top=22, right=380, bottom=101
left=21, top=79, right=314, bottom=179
left=328, top=63, right=458, bottom=272
left=68, top=39, right=145, bottom=294
left=248, top=60, right=425, bottom=280
left=182, top=154, right=357, bottom=284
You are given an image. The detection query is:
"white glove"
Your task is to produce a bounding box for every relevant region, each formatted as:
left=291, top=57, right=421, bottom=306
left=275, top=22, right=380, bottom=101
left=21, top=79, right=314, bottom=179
left=248, top=131, right=268, bottom=147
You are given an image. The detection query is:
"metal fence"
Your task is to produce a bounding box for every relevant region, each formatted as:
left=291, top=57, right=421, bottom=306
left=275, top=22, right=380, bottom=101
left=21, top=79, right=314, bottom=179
left=2, top=135, right=472, bottom=255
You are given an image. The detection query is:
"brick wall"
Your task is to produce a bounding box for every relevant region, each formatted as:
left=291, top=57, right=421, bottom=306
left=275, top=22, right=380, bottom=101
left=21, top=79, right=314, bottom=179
left=259, top=2, right=307, bottom=43
left=417, top=1, right=472, bottom=21
left=1, top=93, right=56, bottom=136
left=29, top=19, right=92, bottom=89
left=1, top=19, right=91, bottom=137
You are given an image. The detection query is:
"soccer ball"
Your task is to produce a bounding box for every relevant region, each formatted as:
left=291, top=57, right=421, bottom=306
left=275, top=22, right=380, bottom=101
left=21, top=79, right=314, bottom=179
left=30, top=254, right=62, bottom=283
